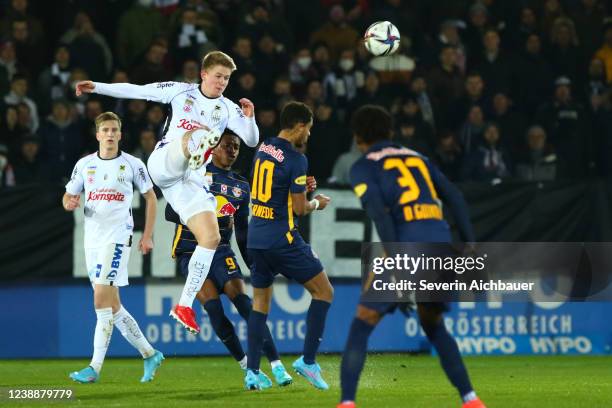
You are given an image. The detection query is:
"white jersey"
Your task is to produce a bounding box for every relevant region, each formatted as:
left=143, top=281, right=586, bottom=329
left=65, top=151, right=153, bottom=249
left=91, top=81, right=259, bottom=148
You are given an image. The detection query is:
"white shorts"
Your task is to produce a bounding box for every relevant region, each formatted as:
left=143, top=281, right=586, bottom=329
left=85, top=243, right=131, bottom=287
left=148, top=141, right=216, bottom=224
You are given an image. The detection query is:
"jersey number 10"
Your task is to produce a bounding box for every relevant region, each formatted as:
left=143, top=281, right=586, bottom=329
left=252, top=159, right=275, bottom=203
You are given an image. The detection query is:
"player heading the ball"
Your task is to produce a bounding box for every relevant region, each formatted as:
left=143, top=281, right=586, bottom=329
left=75, top=51, right=259, bottom=335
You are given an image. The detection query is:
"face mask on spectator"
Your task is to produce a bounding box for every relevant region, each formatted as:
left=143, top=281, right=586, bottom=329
left=297, top=56, right=311, bottom=69
left=339, top=58, right=354, bottom=72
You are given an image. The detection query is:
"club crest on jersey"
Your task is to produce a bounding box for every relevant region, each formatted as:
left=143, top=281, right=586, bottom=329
left=87, top=169, right=95, bottom=184
left=117, top=164, right=126, bottom=183
left=232, top=186, right=242, bottom=197
left=183, top=98, right=193, bottom=112
left=221, top=184, right=228, bottom=194
left=211, top=105, right=222, bottom=125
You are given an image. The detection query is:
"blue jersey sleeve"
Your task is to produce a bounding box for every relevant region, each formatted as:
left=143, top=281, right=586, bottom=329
left=289, top=154, right=308, bottom=194
left=350, top=159, right=397, bottom=243
left=428, top=161, right=475, bottom=242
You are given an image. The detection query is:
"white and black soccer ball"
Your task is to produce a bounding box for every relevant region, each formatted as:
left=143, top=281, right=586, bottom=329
left=364, top=21, right=401, bottom=56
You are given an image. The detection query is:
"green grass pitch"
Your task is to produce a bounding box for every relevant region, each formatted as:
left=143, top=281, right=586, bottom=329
left=1, top=354, right=611, bottom=407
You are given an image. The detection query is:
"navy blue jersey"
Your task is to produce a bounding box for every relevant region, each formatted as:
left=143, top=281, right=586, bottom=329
left=167, top=163, right=250, bottom=260
left=247, top=137, right=308, bottom=249
left=350, top=140, right=474, bottom=242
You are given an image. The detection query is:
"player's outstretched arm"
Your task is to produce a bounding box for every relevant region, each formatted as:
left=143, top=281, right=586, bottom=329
left=62, top=193, right=80, bottom=211
left=75, top=80, right=178, bottom=104
left=139, top=189, right=157, bottom=255
left=75, top=80, right=95, bottom=96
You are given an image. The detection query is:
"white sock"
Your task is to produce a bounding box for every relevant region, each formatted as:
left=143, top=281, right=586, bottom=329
left=165, top=136, right=188, bottom=177
left=270, top=360, right=282, bottom=369
left=90, top=307, right=114, bottom=374
left=462, top=391, right=477, bottom=402
left=238, top=356, right=248, bottom=370
left=179, top=246, right=215, bottom=307
left=114, top=306, right=155, bottom=358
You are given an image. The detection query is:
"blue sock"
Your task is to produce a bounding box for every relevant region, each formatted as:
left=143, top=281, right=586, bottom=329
left=303, top=299, right=331, bottom=364
left=233, top=294, right=280, bottom=362
left=247, top=310, right=268, bottom=373
left=422, top=320, right=473, bottom=397
left=340, top=318, right=375, bottom=402
left=204, top=299, right=244, bottom=362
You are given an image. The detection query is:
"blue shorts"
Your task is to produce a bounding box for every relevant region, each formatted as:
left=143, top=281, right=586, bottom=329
left=248, top=234, right=324, bottom=288
left=178, top=245, right=243, bottom=293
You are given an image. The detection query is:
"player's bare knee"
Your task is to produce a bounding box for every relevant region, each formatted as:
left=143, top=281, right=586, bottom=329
left=320, top=281, right=334, bottom=302
left=224, top=281, right=243, bottom=300
left=356, top=305, right=381, bottom=326
left=305, top=271, right=333, bottom=301
left=196, top=290, right=211, bottom=306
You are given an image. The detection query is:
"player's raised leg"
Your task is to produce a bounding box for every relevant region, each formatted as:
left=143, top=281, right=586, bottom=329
left=170, top=210, right=220, bottom=334
left=293, top=271, right=333, bottom=390
left=418, top=305, right=486, bottom=408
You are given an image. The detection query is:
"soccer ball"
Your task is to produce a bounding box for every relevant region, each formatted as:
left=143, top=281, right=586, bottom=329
left=364, top=21, right=401, bottom=56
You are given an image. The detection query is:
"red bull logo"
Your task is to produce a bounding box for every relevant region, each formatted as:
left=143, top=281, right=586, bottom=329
left=216, top=196, right=237, bottom=217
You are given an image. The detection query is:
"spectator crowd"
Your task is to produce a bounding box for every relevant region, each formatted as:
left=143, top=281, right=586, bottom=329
left=2, top=0, right=612, bottom=188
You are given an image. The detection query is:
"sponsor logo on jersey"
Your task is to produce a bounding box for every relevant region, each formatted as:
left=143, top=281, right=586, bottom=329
left=294, top=175, right=307, bottom=185
left=258, top=143, right=285, bottom=162
left=221, top=184, right=227, bottom=194
left=177, top=118, right=203, bottom=130
left=354, top=183, right=368, bottom=198
left=216, top=196, right=237, bottom=217
left=366, top=146, right=420, bottom=161
left=87, top=189, right=126, bottom=202
left=183, top=98, right=193, bottom=112
left=138, top=168, right=147, bottom=183
left=157, top=82, right=174, bottom=89
left=232, top=186, right=242, bottom=197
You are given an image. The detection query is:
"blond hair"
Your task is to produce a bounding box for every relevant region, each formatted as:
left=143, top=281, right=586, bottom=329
left=95, top=112, right=122, bottom=132
left=201, top=50, right=237, bottom=72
